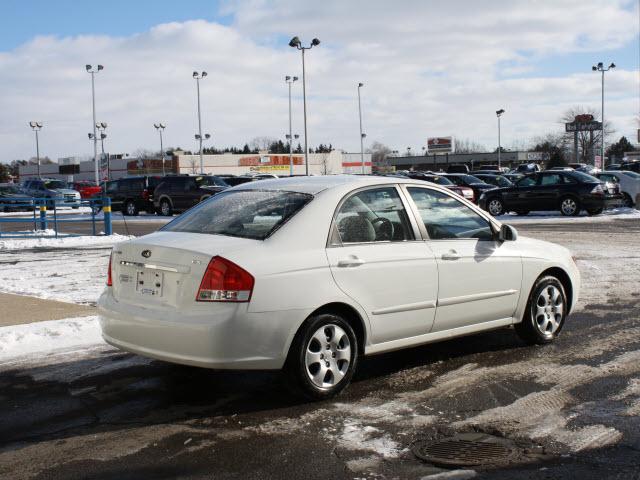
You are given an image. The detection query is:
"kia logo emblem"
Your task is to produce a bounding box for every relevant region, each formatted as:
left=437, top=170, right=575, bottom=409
left=141, top=250, right=152, bottom=258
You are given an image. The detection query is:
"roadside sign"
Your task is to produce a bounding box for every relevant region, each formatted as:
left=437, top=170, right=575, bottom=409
left=565, top=121, right=602, bottom=132
left=594, top=155, right=602, bottom=169
left=427, top=137, right=454, bottom=153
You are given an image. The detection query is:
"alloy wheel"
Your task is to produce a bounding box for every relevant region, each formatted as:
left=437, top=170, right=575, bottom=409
left=305, top=324, right=351, bottom=389
left=534, top=285, right=564, bottom=337
left=561, top=198, right=577, bottom=216
left=161, top=201, right=171, bottom=216
left=488, top=199, right=503, bottom=216
left=126, top=202, right=136, bottom=216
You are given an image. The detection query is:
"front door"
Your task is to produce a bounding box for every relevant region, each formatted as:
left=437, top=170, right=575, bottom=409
left=326, top=186, right=438, bottom=345
left=404, top=186, right=522, bottom=332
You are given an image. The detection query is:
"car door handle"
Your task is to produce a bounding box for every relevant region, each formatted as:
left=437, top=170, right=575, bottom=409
left=337, top=257, right=365, bottom=268
left=441, top=250, right=460, bottom=261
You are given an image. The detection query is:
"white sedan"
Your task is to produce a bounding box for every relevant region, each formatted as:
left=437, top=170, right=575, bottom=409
left=98, top=175, right=580, bottom=399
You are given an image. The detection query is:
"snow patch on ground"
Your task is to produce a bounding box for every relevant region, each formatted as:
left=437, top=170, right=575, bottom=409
left=420, top=470, right=477, bottom=480
left=0, top=316, right=102, bottom=363
left=0, top=231, right=131, bottom=250
left=337, top=421, right=403, bottom=458
left=497, top=207, right=640, bottom=223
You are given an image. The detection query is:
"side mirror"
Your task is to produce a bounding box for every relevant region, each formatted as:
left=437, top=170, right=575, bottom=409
left=499, top=224, right=518, bottom=242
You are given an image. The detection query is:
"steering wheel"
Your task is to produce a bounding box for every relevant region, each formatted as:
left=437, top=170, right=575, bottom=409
left=371, top=217, right=394, bottom=241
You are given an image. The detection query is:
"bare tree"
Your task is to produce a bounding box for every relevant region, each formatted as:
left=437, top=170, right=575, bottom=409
left=249, top=136, right=278, bottom=152
left=366, top=142, right=392, bottom=170
left=188, top=157, right=198, bottom=174
left=560, top=106, right=615, bottom=163
left=454, top=138, right=486, bottom=153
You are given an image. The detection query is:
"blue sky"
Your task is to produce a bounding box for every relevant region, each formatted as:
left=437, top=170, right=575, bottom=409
left=0, top=0, right=638, bottom=161
left=0, top=0, right=229, bottom=51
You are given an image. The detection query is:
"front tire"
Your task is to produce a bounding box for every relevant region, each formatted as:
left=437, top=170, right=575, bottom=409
left=159, top=199, right=173, bottom=216
left=487, top=197, right=505, bottom=216
left=285, top=313, right=358, bottom=400
left=515, top=275, right=567, bottom=345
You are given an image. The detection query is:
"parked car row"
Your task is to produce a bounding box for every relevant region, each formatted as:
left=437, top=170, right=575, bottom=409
left=101, top=173, right=267, bottom=216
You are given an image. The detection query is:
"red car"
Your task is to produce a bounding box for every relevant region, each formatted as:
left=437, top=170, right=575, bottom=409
left=420, top=173, right=476, bottom=202
left=70, top=181, right=102, bottom=199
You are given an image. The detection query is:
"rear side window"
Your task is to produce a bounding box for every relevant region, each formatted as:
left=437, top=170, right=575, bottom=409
left=162, top=190, right=313, bottom=240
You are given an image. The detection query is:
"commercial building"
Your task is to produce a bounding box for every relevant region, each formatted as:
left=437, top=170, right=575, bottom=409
left=18, top=150, right=372, bottom=181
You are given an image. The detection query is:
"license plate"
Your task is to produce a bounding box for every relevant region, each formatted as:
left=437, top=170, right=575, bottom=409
left=136, top=271, right=163, bottom=297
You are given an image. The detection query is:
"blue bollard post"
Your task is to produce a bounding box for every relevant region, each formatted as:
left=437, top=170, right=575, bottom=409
left=39, top=201, right=48, bottom=231
left=103, top=197, right=112, bottom=236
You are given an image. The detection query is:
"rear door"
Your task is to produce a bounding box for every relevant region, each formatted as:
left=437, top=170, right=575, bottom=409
left=403, top=186, right=522, bottom=332
left=326, top=186, right=439, bottom=345
left=537, top=172, right=564, bottom=209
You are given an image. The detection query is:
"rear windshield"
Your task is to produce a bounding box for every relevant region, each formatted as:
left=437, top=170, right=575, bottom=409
left=161, top=190, right=313, bottom=240
left=196, top=176, right=229, bottom=187
left=426, top=176, right=454, bottom=186
left=622, top=171, right=640, bottom=179
left=569, top=171, right=600, bottom=183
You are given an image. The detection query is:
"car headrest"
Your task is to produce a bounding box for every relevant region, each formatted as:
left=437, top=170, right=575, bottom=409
left=338, top=215, right=375, bottom=243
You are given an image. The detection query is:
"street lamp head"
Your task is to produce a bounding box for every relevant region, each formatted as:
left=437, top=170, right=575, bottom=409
left=85, top=64, right=92, bottom=72
left=154, top=123, right=159, bottom=129
left=193, top=71, right=198, bottom=78
left=496, top=108, right=505, bottom=116
left=294, top=134, right=299, bottom=139
left=609, top=62, right=616, bottom=69
left=592, top=65, right=598, bottom=71
left=101, top=122, right=107, bottom=128
left=285, top=134, right=291, bottom=139
left=358, top=82, right=364, bottom=88
left=88, top=133, right=94, bottom=139
left=361, top=133, right=367, bottom=138
left=100, top=133, right=107, bottom=139
left=597, top=62, right=603, bottom=68
left=285, top=75, right=291, bottom=81
left=311, top=38, right=321, bottom=47
left=204, top=133, right=211, bottom=140
left=29, top=121, right=36, bottom=128
left=289, top=36, right=301, bottom=48
left=97, top=65, right=104, bottom=71
left=293, top=76, right=298, bottom=81
left=195, top=134, right=201, bottom=140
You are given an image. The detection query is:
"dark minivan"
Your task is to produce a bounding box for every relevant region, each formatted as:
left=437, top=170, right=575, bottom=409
left=104, top=176, right=163, bottom=215
left=153, top=175, right=229, bottom=216
left=479, top=170, right=621, bottom=216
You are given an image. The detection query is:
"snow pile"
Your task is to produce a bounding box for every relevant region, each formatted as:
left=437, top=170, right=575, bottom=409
left=497, top=207, right=640, bottom=223
left=0, top=232, right=132, bottom=250
left=0, top=316, right=102, bottom=363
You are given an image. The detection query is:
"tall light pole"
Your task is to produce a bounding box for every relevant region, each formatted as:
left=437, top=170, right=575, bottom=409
left=285, top=75, right=298, bottom=176
left=195, top=133, right=211, bottom=168
left=289, top=36, right=320, bottom=175
left=95, top=122, right=107, bottom=155
left=496, top=109, right=505, bottom=168
left=357, top=82, right=366, bottom=174
left=29, top=122, right=43, bottom=177
left=193, top=71, right=208, bottom=174
left=86, top=65, right=103, bottom=185
left=154, top=123, right=166, bottom=175
left=592, top=62, right=615, bottom=166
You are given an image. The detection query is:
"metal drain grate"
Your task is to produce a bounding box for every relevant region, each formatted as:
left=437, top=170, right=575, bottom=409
left=412, top=433, right=516, bottom=467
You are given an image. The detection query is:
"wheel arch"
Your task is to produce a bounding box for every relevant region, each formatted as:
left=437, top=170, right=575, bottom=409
left=287, top=302, right=367, bottom=361
left=538, top=266, right=574, bottom=314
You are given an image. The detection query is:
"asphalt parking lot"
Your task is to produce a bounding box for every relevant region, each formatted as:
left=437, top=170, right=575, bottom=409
left=1, top=217, right=639, bottom=480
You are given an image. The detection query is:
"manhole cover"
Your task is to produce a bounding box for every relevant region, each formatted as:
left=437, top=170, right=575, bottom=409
left=412, top=433, right=517, bottom=467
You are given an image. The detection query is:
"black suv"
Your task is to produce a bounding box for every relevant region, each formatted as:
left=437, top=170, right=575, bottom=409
left=621, top=161, right=640, bottom=173
left=153, top=175, right=229, bottom=216
left=103, top=176, right=163, bottom=215
left=479, top=170, right=621, bottom=216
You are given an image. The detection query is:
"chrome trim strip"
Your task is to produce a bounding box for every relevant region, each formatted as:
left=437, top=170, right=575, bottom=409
left=438, top=289, right=518, bottom=307
left=119, top=260, right=187, bottom=273
left=371, top=300, right=437, bottom=315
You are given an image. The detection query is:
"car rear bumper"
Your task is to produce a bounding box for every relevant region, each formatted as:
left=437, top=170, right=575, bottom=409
left=98, top=289, right=307, bottom=370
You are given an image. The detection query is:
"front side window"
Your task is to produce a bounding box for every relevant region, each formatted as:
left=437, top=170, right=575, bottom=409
left=162, top=190, right=312, bottom=240
left=516, top=175, right=537, bottom=187
left=332, top=187, right=415, bottom=244
left=407, top=187, right=494, bottom=241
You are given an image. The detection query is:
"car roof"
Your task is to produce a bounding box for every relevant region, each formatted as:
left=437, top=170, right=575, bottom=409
left=231, top=174, right=421, bottom=195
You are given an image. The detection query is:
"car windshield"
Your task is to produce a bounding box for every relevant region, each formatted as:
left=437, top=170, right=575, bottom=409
left=621, top=171, right=640, bottom=179
left=459, top=175, right=484, bottom=184
left=196, top=176, right=229, bottom=187
left=43, top=180, right=67, bottom=189
left=426, top=176, right=454, bottom=186
left=161, top=190, right=313, bottom=240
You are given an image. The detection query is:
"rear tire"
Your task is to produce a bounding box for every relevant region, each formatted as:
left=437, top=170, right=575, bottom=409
left=559, top=196, right=580, bottom=216
left=124, top=200, right=138, bottom=216
left=159, top=199, right=173, bottom=216
left=285, top=313, right=358, bottom=400
left=622, top=193, right=634, bottom=208
left=486, top=197, right=505, bottom=216
left=515, top=275, right=567, bottom=345
left=586, top=207, right=604, bottom=216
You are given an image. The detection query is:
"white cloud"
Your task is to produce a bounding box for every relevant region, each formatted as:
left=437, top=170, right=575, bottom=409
left=0, top=0, right=638, bottom=163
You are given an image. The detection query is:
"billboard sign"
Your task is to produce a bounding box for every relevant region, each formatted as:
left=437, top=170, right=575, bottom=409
left=427, top=137, right=454, bottom=153
left=594, top=155, right=603, bottom=169
left=565, top=121, right=602, bottom=132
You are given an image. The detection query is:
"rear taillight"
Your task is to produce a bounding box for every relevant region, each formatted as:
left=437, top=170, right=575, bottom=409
left=196, top=256, right=254, bottom=302
left=591, top=184, right=604, bottom=195
left=142, top=189, right=150, bottom=200
left=106, top=252, right=113, bottom=286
